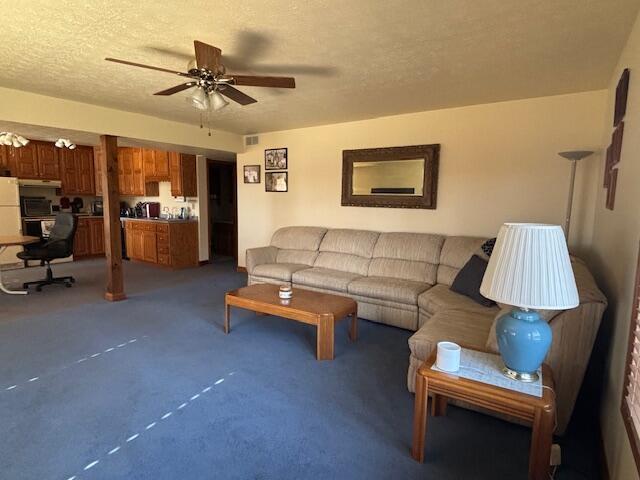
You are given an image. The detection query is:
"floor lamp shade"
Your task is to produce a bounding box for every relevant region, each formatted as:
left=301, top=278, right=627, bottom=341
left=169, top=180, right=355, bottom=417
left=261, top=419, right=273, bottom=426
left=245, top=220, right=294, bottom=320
left=480, top=223, right=579, bottom=381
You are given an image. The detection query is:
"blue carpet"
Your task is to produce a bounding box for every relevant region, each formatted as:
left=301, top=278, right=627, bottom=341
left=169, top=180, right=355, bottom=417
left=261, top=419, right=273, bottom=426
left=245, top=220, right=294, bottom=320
left=0, top=260, right=599, bottom=479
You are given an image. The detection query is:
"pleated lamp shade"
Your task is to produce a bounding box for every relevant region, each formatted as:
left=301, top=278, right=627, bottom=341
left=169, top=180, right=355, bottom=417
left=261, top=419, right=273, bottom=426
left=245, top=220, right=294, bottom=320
left=480, top=223, right=579, bottom=310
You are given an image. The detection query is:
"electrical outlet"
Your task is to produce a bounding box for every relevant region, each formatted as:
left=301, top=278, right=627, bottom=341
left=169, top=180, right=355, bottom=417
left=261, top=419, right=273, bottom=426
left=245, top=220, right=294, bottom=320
left=550, top=444, right=561, bottom=466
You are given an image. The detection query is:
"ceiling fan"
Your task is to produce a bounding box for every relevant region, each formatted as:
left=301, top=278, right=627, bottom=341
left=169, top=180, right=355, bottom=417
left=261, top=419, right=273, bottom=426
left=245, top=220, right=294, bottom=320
left=105, top=40, right=295, bottom=111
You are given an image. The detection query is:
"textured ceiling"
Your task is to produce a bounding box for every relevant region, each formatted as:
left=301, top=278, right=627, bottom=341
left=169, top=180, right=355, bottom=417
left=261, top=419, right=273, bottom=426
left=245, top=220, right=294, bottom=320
left=0, top=0, right=637, bottom=135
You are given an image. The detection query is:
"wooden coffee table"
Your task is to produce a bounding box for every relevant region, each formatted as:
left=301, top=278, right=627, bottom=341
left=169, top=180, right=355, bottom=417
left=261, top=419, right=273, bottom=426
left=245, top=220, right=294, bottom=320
left=224, top=283, right=358, bottom=360
left=411, top=348, right=555, bottom=480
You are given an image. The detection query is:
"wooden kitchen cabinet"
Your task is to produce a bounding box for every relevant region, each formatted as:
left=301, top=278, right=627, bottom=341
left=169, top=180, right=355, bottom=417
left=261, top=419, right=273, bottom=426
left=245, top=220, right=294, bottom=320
left=0, top=145, right=8, bottom=173
left=124, top=219, right=198, bottom=268
left=118, top=147, right=159, bottom=196
left=11, top=142, right=39, bottom=179
left=36, top=142, right=60, bottom=180
left=170, top=153, right=197, bottom=197
left=73, top=217, right=105, bottom=259
left=143, top=148, right=170, bottom=181
left=93, top=147, right=103, bottom=196
left=61, top=146, right=95, bottom=195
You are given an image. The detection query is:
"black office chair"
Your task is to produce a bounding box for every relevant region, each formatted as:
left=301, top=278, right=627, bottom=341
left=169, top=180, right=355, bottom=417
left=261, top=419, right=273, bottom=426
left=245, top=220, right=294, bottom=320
left=18, top=213, right=78, bottom=291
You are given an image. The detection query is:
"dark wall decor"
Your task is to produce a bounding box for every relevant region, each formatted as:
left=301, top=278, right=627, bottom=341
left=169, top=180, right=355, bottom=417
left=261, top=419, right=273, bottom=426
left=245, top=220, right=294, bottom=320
left=605, top=68, right=630, bottom=210
left=614, top=68, right=630, bottom=127
left=341, top=144, right=440, bottom=209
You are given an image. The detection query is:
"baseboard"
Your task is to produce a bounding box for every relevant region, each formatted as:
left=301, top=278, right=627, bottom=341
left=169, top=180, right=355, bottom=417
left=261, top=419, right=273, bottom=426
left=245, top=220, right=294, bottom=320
left=598, top=424, right=610, bottom=480
left=104, top=292, right=127, bottom=302
left=237, top=266, right=247, bottom=273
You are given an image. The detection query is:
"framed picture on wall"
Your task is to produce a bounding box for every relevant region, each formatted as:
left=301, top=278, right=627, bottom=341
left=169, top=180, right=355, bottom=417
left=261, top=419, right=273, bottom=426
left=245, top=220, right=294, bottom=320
left=265, top=148, right=288, bottom=170
left=265, top=171, right=288, bottom=192
left=614, top=68, right=630, bottom=127
left=243, top=165, right=261, bottom=184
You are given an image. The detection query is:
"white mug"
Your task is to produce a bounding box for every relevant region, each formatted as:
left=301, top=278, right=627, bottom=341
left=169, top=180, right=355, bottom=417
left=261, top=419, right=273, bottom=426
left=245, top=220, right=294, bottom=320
left=436, top=341, right=461, bottom=372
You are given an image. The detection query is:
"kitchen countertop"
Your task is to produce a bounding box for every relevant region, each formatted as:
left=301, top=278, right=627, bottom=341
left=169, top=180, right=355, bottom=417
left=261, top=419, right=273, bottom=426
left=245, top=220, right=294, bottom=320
left=120, top=217, right=198, bottom=224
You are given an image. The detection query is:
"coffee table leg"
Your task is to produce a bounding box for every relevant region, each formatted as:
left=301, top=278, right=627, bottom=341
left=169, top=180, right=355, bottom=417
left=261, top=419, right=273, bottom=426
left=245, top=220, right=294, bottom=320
left=224, top=302, right=230, bottom=334
left=348, top=310, right=358, bottom=342
left=411, top=373, right=429, bottom=462
left=528, top=404, right=554, bottom=480
left=317, top=315, right=334, bottom=360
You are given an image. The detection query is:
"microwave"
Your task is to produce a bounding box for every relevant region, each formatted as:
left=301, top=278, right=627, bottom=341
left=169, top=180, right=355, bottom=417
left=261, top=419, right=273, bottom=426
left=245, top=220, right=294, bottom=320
left=20, top=196, right=52, bottom=217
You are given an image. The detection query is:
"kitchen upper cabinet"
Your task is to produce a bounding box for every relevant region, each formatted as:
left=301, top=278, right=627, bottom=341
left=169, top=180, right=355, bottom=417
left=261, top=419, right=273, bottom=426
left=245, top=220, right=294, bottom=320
left=143, top=149, right=170, bottom=181
left=118, top=147, right=159, bottom=196
left=93, top=147, right=103, bottom=196
left=36, top=142, right=60, bottom=180
left=0, top=145, right=9, bottom=173
left=61, top=146, right=95, bottom=195
left=12, top=142, right=39, bottom=179
left=170, top=153, right=197, bottom=197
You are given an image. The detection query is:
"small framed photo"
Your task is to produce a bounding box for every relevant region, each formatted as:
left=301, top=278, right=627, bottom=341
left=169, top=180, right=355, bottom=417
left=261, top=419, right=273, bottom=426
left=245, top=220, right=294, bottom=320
left=265, top=148, right=288, bottom=170
left=265, top=171, right=288, bottom=192
left=243, top=165, right=261, bottom=184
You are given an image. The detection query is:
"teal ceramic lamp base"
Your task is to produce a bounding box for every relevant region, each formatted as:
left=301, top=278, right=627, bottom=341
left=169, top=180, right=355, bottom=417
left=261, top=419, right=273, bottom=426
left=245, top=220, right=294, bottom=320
left=495, top=307, right=552, bottom=383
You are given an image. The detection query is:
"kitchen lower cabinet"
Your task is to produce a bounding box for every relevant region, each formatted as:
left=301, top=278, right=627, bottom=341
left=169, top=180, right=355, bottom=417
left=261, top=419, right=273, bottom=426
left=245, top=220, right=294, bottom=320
left=124, top=219, right=198, bottom=268
left=73, top=217, right=105, bottom=259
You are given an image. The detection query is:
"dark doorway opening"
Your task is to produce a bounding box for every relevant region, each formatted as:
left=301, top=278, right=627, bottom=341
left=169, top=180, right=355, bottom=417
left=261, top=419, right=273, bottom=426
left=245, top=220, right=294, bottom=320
left=207, top=159, right=237, bottom=263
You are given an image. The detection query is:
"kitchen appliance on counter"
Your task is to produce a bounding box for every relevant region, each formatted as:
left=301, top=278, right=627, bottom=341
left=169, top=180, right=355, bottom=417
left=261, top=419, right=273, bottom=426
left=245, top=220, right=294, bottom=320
left=20, top=196, right=52, bottom=217
left=142, top=202, right=161, bottom=218
left=91, top=200, right=103, bottom=216
left=0, top=177, right=23, bottom=265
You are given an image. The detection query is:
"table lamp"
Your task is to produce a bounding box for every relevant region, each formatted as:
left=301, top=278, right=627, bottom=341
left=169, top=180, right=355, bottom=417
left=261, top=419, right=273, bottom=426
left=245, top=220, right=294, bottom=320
left=480, top=223, right=579, bottom=382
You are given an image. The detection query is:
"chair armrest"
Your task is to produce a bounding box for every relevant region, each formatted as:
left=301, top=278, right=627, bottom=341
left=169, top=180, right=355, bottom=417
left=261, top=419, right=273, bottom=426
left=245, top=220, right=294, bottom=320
left=246, top=246, right=278, bottom=274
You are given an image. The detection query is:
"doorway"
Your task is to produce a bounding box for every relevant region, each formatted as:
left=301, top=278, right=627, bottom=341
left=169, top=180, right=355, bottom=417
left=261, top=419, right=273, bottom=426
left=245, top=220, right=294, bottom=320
left=207, top=159, right=237, bottom=263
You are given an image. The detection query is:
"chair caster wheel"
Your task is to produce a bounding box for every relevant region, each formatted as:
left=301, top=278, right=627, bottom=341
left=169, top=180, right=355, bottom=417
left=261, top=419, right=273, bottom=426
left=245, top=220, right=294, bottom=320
left=70, top=278, right=76, bottom=284
left=36, top=286, right=42, bottom=292
left=65, top=283, right=72, bottom=288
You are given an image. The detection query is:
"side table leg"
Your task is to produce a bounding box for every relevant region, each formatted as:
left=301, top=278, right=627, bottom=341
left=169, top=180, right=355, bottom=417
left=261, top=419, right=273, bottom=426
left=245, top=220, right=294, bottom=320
left=348, top=310, right=358, bottom=342
left=529, top=405, right=554, bottom=480
left=411, top=373, right=429, bottom=462
left=224, top=302, right=230, bottom=334
left=431, top=394, right=448, bottom=417
left=317, top=315, right=335, bottom=360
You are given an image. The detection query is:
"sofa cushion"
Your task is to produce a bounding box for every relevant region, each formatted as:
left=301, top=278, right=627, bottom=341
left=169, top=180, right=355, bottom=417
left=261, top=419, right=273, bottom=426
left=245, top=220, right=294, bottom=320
left=276, top=249, right=318, bottom=266
left=252, top=263, right=310, bottom=282
left=369, top=232, right=445, bottom=284
left=270, top=226, right=327, bottom=250
left=409, top=309, right=495, bottom=362
left=437, top=236, right=487, bottom=286
left=418, top=284, right=499, bottom=317
left=292, top=267, right=362, bottom=292
left=348, top=276, right=431, bottom=305
left=314, top=229, right=379, bottom=275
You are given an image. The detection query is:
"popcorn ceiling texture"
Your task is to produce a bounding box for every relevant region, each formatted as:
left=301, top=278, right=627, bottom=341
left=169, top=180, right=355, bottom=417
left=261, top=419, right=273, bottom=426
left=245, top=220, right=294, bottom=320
left=0, top=0, right=637, bottom=135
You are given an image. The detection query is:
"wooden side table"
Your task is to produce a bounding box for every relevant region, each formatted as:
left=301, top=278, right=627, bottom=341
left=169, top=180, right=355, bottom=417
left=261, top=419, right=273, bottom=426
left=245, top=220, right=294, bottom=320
left=411, top=349, right=555, bottom=480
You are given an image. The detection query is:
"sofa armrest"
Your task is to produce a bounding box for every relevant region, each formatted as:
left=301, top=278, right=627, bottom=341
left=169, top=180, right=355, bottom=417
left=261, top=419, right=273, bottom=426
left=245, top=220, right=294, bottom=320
left=246, top=246, right=278, bottom=274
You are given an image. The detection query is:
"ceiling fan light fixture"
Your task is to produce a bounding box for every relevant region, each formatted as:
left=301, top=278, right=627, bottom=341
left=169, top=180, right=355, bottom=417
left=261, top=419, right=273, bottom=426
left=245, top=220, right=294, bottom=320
left=210, top=90, right=229, bottom=111
left=16, top=135, right=29, bottom=146
left=189, top=86, right=210, bottom=111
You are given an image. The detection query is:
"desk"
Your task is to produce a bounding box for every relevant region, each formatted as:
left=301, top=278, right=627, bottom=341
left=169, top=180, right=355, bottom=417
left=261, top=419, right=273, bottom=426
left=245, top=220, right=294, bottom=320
left=411, top=348, right=555, bottom=480
left=0, top=235, right=39, bottom=295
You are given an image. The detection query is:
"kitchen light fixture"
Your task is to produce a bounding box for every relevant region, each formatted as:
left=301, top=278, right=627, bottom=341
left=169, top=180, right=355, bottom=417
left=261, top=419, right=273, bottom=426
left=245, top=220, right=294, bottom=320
left=0, top=132, right=29, bottom=147
left=54, top=138, right=76, bottom=149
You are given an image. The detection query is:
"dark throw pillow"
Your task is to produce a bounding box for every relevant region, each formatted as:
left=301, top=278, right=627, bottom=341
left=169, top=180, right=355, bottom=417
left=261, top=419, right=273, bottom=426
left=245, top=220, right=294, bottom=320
left=450, top=254, right=496, bottom=307
left=480, top=237, right=497, bottom=258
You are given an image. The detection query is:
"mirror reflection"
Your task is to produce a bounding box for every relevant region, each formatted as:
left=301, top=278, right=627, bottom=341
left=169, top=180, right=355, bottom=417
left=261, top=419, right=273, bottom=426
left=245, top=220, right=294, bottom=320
left=351, top=158, right=425, bottom=196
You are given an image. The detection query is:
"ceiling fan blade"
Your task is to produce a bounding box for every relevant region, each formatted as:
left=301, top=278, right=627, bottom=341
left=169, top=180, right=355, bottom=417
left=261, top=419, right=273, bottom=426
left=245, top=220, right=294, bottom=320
left=219, top=85, right=257, bottom=105
left=194, top=40, right=222, bottom=71
left=228, top=75, right=295, bottom=88
left=105, top=58, right=193, bottom=77
left=153, top=83, right=196, bottom=96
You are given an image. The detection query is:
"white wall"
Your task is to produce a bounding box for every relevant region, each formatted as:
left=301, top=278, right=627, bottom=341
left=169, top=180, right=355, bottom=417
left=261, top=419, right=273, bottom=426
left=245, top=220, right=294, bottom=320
left=236, top=91, right=606, bottom=266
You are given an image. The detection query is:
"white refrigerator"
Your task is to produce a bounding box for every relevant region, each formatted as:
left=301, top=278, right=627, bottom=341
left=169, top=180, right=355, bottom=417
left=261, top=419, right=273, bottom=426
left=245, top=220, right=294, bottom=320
left=0, top=177, right=23, bottom=265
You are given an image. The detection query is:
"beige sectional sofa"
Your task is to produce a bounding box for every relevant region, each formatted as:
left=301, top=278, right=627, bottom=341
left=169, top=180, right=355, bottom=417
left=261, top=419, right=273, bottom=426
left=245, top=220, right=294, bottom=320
left=246, top=226, right=607, bottom=434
